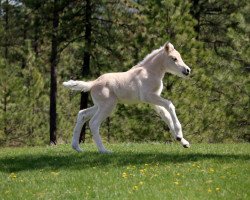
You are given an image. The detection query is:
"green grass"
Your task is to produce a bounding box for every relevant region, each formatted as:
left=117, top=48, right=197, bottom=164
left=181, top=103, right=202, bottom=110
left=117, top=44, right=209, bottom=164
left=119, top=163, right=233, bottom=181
left=0, top=143, right=249, bottom=200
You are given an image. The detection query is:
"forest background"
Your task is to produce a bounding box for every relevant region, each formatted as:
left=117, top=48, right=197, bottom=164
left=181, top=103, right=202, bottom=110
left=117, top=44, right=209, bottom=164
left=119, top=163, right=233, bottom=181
left=0, top=0, right=249, bottom=147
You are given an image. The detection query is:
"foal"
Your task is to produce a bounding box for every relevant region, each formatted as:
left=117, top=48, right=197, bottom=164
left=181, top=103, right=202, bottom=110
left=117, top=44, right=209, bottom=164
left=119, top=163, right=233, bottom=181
left=63, top=42, right=191, bottom=153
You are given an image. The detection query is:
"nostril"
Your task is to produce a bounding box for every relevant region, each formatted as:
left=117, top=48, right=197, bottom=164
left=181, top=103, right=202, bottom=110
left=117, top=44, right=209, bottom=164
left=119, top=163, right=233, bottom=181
left=182, top=68, right=191, bottom=76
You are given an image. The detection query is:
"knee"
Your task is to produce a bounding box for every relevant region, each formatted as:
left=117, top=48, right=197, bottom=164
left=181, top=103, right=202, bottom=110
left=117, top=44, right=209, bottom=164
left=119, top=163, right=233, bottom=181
left=77, top=110, right=85, bottom=122
left=164, top=100, right=175, bottom=113
left=168, top=101, right=175, bottom=111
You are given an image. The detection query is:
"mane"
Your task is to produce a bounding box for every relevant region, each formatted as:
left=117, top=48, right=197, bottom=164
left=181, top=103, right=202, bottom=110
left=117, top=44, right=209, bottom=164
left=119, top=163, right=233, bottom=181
left=133, top=46, right=164, bottom=68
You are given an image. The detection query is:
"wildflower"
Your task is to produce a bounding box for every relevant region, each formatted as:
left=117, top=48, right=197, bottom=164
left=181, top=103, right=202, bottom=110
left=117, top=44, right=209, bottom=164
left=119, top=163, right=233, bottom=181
left=206, top=180, right=213, bottom=184
left=174, top=181, right=179, bottom=185
left=51, top=172, right=60, bottom=176
left=209, top=168, right=215, bottom=173
left=133, top=186, right=139, bottom=190
left=144, top=163, right=149, bottom=166
left=139, top=181, right=144, bottom=185
left=140, top=169, right=146, bottom=174
left=216, top=187, right=220, bottom=191
left=122, top=172, right=128, bottom=178
left=192, top=163, right=196, bottom=167
left=208, top=188, right=212, bottom=193
left=176, top=173, right=180, bottom=176
left=9, top=173, right=17, bottom=179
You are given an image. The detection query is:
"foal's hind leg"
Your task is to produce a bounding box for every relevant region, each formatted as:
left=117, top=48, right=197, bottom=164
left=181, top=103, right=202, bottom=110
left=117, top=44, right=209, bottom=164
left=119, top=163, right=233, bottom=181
left=72, top=106, right=97, bottom=152
left=89, top=99, right=116, bottom=153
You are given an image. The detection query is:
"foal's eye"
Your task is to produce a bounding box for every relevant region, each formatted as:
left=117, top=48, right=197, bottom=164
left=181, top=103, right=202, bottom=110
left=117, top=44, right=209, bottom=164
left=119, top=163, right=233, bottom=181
left=172, top=57, right=177, bottom=62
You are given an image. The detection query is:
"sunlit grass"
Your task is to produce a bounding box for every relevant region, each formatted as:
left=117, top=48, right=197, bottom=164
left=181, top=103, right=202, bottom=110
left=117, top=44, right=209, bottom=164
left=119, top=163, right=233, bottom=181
left=0, top=143, right=249, bottom=199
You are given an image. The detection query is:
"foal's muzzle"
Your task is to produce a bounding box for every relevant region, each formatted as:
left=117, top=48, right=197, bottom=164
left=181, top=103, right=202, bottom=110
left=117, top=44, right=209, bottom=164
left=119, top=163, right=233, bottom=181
left=182, top=68, right=191, bottom=76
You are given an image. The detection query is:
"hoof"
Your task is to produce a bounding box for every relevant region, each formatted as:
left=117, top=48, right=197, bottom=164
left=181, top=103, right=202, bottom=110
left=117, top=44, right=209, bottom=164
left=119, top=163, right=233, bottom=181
left=183, top=144, right=190, bottom=148
left=176, top=137, right=182, bottom=141
left=72, top=144, right=83, bottom=152
left=99, top=150, right=112, bottom=154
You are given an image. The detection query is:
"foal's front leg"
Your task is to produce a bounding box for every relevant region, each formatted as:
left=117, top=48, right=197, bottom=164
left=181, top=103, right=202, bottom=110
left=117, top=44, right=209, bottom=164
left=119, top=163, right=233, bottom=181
left=146, top=95, right=190, bottom=148
left=153, top=105, right=177, bottom=138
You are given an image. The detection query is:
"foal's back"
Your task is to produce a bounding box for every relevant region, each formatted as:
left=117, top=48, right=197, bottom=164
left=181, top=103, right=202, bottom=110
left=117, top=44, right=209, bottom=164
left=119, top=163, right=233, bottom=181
left=91, top=67, right=147, bottom=103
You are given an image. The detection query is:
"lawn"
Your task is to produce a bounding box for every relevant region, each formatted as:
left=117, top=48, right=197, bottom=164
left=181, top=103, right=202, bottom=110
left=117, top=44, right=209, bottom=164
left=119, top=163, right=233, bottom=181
left=0, top=143, right=249, bottom=200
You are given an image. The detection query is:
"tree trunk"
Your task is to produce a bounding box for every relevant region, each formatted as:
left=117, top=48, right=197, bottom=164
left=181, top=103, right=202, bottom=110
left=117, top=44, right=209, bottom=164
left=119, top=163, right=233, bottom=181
left=21, top=17, right=28, bottom=69
left=79, top=0, right=92, bottom=143
left=33, top=15, right=40, bottom=58
left=50, top=0, right=59, bottom=145
left=4, top=0, right=9, bottom=59
left=107, top=117, right=110, bottom=143
left=190, top=0, right=201, bottom=39
left=3, top=0, right=9, bottom=136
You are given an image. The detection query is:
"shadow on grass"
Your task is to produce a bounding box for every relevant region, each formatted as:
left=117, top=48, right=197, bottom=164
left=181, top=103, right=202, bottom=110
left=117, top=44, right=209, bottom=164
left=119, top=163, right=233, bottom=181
left=0, top=151, right=249, bottom=173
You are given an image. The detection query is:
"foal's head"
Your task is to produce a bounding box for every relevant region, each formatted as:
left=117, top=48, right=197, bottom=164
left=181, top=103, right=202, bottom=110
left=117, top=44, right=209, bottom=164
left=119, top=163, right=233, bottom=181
left=162, top=42, right=191, bottom=77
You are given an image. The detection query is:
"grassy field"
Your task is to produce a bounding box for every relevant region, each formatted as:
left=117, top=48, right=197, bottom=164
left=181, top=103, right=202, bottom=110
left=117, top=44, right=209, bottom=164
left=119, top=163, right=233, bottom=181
left=0, top=143, right=249, bottom=200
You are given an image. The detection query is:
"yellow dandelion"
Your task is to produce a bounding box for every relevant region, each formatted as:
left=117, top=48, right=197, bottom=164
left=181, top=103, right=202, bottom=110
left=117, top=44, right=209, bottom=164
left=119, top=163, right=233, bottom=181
left=51, top=172, right=60, bottom=176
left=192, top=163, right=196, bottom=167
left=122, top=172, right=128, bottom=178
left=216, top=187, right=220, bottom=191
left=176, top=173, right=180, bottom=176
left=133, top=185, right=139, bottom=190
left=9, top=173, right=17, bottom=179
left=209, top=168, right=215, bottom=173
left=139, top=181, right=144, bottom=185
left=174, top=181, right=179, bottom=185
left=206, top=180, right=213, bottom=184
left=208, top=188, right=212, bottom=193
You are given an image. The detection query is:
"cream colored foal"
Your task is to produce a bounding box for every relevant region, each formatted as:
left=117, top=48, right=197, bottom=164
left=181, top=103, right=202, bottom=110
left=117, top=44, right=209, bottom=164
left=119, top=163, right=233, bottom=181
left=63, top=42, right=191, bottom=153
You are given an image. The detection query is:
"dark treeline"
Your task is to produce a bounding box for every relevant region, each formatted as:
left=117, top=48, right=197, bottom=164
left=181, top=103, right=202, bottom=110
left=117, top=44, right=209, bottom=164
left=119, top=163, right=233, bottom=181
left=0, top=0, right=249, bottom=146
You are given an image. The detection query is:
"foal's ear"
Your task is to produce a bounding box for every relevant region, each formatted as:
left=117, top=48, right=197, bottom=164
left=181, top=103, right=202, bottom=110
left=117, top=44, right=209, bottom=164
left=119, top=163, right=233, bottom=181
left=164, top=42, right=175, bottom=53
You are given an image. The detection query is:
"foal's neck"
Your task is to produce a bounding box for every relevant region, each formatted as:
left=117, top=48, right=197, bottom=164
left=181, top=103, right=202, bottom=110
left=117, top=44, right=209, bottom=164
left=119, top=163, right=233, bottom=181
left=143, top=51, right=166, bottom=80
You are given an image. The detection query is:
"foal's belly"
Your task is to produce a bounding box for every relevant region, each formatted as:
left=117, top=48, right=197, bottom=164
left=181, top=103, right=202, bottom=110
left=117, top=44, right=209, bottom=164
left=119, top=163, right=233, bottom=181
left=113, top=81, right=142, bottom=104
left=118, top=97, right=141, bottom=104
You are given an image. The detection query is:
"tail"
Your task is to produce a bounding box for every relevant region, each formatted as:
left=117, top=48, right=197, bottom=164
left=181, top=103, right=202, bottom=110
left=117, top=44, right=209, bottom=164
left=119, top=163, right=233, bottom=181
left=63, top=80, right=94, bottom=92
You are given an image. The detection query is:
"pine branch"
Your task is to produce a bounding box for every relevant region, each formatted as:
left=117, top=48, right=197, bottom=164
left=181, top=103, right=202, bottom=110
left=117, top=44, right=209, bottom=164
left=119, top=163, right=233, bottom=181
left=59, top=35, right=85, bottom=53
